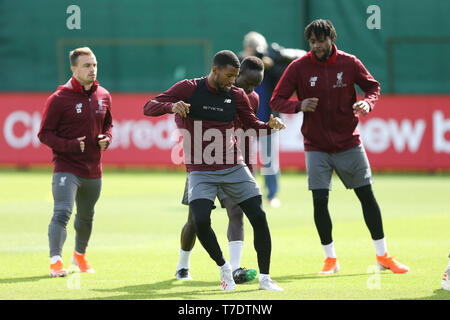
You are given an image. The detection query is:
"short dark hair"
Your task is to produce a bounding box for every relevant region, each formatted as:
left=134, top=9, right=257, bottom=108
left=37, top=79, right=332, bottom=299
left=213, top=50, right=240, bottom=69
left=304, top=19, right=337, bottom=42
left=240, top=56, right=264, bottom=73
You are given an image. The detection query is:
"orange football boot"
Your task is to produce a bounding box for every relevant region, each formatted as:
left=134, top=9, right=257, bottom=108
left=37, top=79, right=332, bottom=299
left=50, top=260, right=68, bottom=278
left=319, top=257, right=340, bottom=275
left=376, top=253, right=409, bottom=274
left=72, top=250, right=95, bottom=273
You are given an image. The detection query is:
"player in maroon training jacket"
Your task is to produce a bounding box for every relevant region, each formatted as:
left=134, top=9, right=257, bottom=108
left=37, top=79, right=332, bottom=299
left=175, top=56, right=265, bottom=284
left=38, top=47, right=113, bottom=277
left=144, top=50, right=285, bottom=291
left=271, top=19, right=408, bottom=275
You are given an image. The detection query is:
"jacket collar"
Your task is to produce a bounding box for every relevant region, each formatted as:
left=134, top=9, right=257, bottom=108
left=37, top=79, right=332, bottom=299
left=58, top=76, right=99, bottom=95
left=309, top=43, right=338, bottom=66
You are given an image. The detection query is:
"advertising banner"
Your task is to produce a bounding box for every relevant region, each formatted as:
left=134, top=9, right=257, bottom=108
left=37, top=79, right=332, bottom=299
left=1, top=93, right=449, bottom=171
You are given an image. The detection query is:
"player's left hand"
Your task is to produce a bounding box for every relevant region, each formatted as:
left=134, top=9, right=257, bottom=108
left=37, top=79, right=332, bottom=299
left=268, top=114, right=286, bottom=130
left=353, top=100, right=371, bottom=117
left=97, top=134, right=109, bottom=151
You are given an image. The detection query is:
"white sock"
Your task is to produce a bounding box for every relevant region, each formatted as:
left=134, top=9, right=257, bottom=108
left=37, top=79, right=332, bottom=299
left=259, top=273, right=270, bottom=282
left=322, top=242, right=337, bottom=258
left=177, top=249, right=192, bottom=271
left=228, top=241, right=243, bottom=271
left=50, top=255, right=62, bottom=264
left=373, top=238, right=387, bottom=257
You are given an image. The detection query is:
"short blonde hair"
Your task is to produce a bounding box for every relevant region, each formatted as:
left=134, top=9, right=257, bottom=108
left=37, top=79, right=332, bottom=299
left=69, top=47, right=94, bottom=66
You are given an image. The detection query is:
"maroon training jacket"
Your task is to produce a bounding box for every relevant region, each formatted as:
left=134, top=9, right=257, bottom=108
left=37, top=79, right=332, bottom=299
left=234, top=90, right=259, bottom=173
left=143, top=77, right=270, bottom=172
left=38, top=76, right=113, bottom=178
left=270, top=43, right=380, bottom=153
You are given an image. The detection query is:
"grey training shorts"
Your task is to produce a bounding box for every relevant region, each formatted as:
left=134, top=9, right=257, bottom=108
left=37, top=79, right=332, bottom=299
left=305, top=145, right=373, bottom=190
left=185, top=164, right=261, bottom=205
left=181, top=176, right=229, bottom=207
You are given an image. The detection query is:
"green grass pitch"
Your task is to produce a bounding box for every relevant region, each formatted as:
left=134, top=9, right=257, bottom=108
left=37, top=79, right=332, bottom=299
left=0, top=169, right=449, bottom=300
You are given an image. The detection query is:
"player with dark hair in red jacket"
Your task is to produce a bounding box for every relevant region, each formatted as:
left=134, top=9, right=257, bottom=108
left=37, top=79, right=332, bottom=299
left=271, top=19, right=409, bottom=275
left=38, top=47, right=113, bottom=278
left=144, top=50, right=285, bottom=291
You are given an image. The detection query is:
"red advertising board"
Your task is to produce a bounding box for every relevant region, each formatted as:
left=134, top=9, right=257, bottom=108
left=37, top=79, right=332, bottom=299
left=0, top=93, right=449, bottom=171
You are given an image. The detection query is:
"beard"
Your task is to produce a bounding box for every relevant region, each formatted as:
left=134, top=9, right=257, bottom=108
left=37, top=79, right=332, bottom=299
left=214, top=77, right=229, bottom=93
left=313, top=46, right=332, bottom=62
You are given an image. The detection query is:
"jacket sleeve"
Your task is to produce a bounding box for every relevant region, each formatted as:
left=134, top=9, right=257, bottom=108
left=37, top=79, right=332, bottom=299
left=102, top=94, right=113, bottom=149
left=143, top=79, right=196, bottom=117
left=234, top=89, right=272, bottom=137
left=270, top=62, right=303, bottom=114
left=354, top=57, right=380, bottom=111
left=37, top=95, right=81, bottom=153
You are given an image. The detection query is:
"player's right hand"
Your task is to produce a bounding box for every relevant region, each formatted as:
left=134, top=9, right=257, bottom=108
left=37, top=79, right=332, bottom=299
left=172, top=101, right=190, bottom=118
left=77, top=136, right=86, bottom=153
left=300, top=97, right=319, bottom=112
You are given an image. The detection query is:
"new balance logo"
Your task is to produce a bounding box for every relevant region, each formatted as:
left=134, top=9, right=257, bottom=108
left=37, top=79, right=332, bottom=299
left=310, top=76, right=317, bottom=87
left=224, top=99, right=232, bottom=103
left=75, top=103, right=83, bottom=114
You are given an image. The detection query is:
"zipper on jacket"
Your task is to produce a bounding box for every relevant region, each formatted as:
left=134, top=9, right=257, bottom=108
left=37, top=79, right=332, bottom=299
left=324, top=65, right=336, bottom=152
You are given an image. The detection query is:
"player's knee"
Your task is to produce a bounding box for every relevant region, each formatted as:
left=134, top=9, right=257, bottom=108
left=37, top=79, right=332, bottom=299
left=189, top=199, right=214, bottom=231
left=74, top=215, right=93, bottom=229
left=312, top=189, right=329, bottom=210
left=51, top=208, right=71, bottom=226
left=354, top=184, right=375, bottom=201
left=239, top=195, right=267, bottom=226
left=227, top=204, right=244, bottom=223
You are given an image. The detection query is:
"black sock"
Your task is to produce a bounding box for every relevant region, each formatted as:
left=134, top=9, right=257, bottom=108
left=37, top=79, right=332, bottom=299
left=312, top=189, right=333, bottom=245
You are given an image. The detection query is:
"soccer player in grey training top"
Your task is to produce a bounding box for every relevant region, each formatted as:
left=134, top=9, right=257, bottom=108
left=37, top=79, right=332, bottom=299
left=38, top=47, right=113, bottom=277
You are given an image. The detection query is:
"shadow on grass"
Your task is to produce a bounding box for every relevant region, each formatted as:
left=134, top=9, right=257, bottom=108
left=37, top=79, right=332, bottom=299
left=0, top=275, right=49, bottom=284
left=274, top=272, right=373, bottom=282
left=88, top=272, right=378, bottom=300
left=401, top=289, right=450, bottom=300
left=88, top=278, right=258, bottom=300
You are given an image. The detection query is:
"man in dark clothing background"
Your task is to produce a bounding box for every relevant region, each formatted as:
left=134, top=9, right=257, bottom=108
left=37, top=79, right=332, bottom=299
left=240, top=31, right=306, bottom=208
